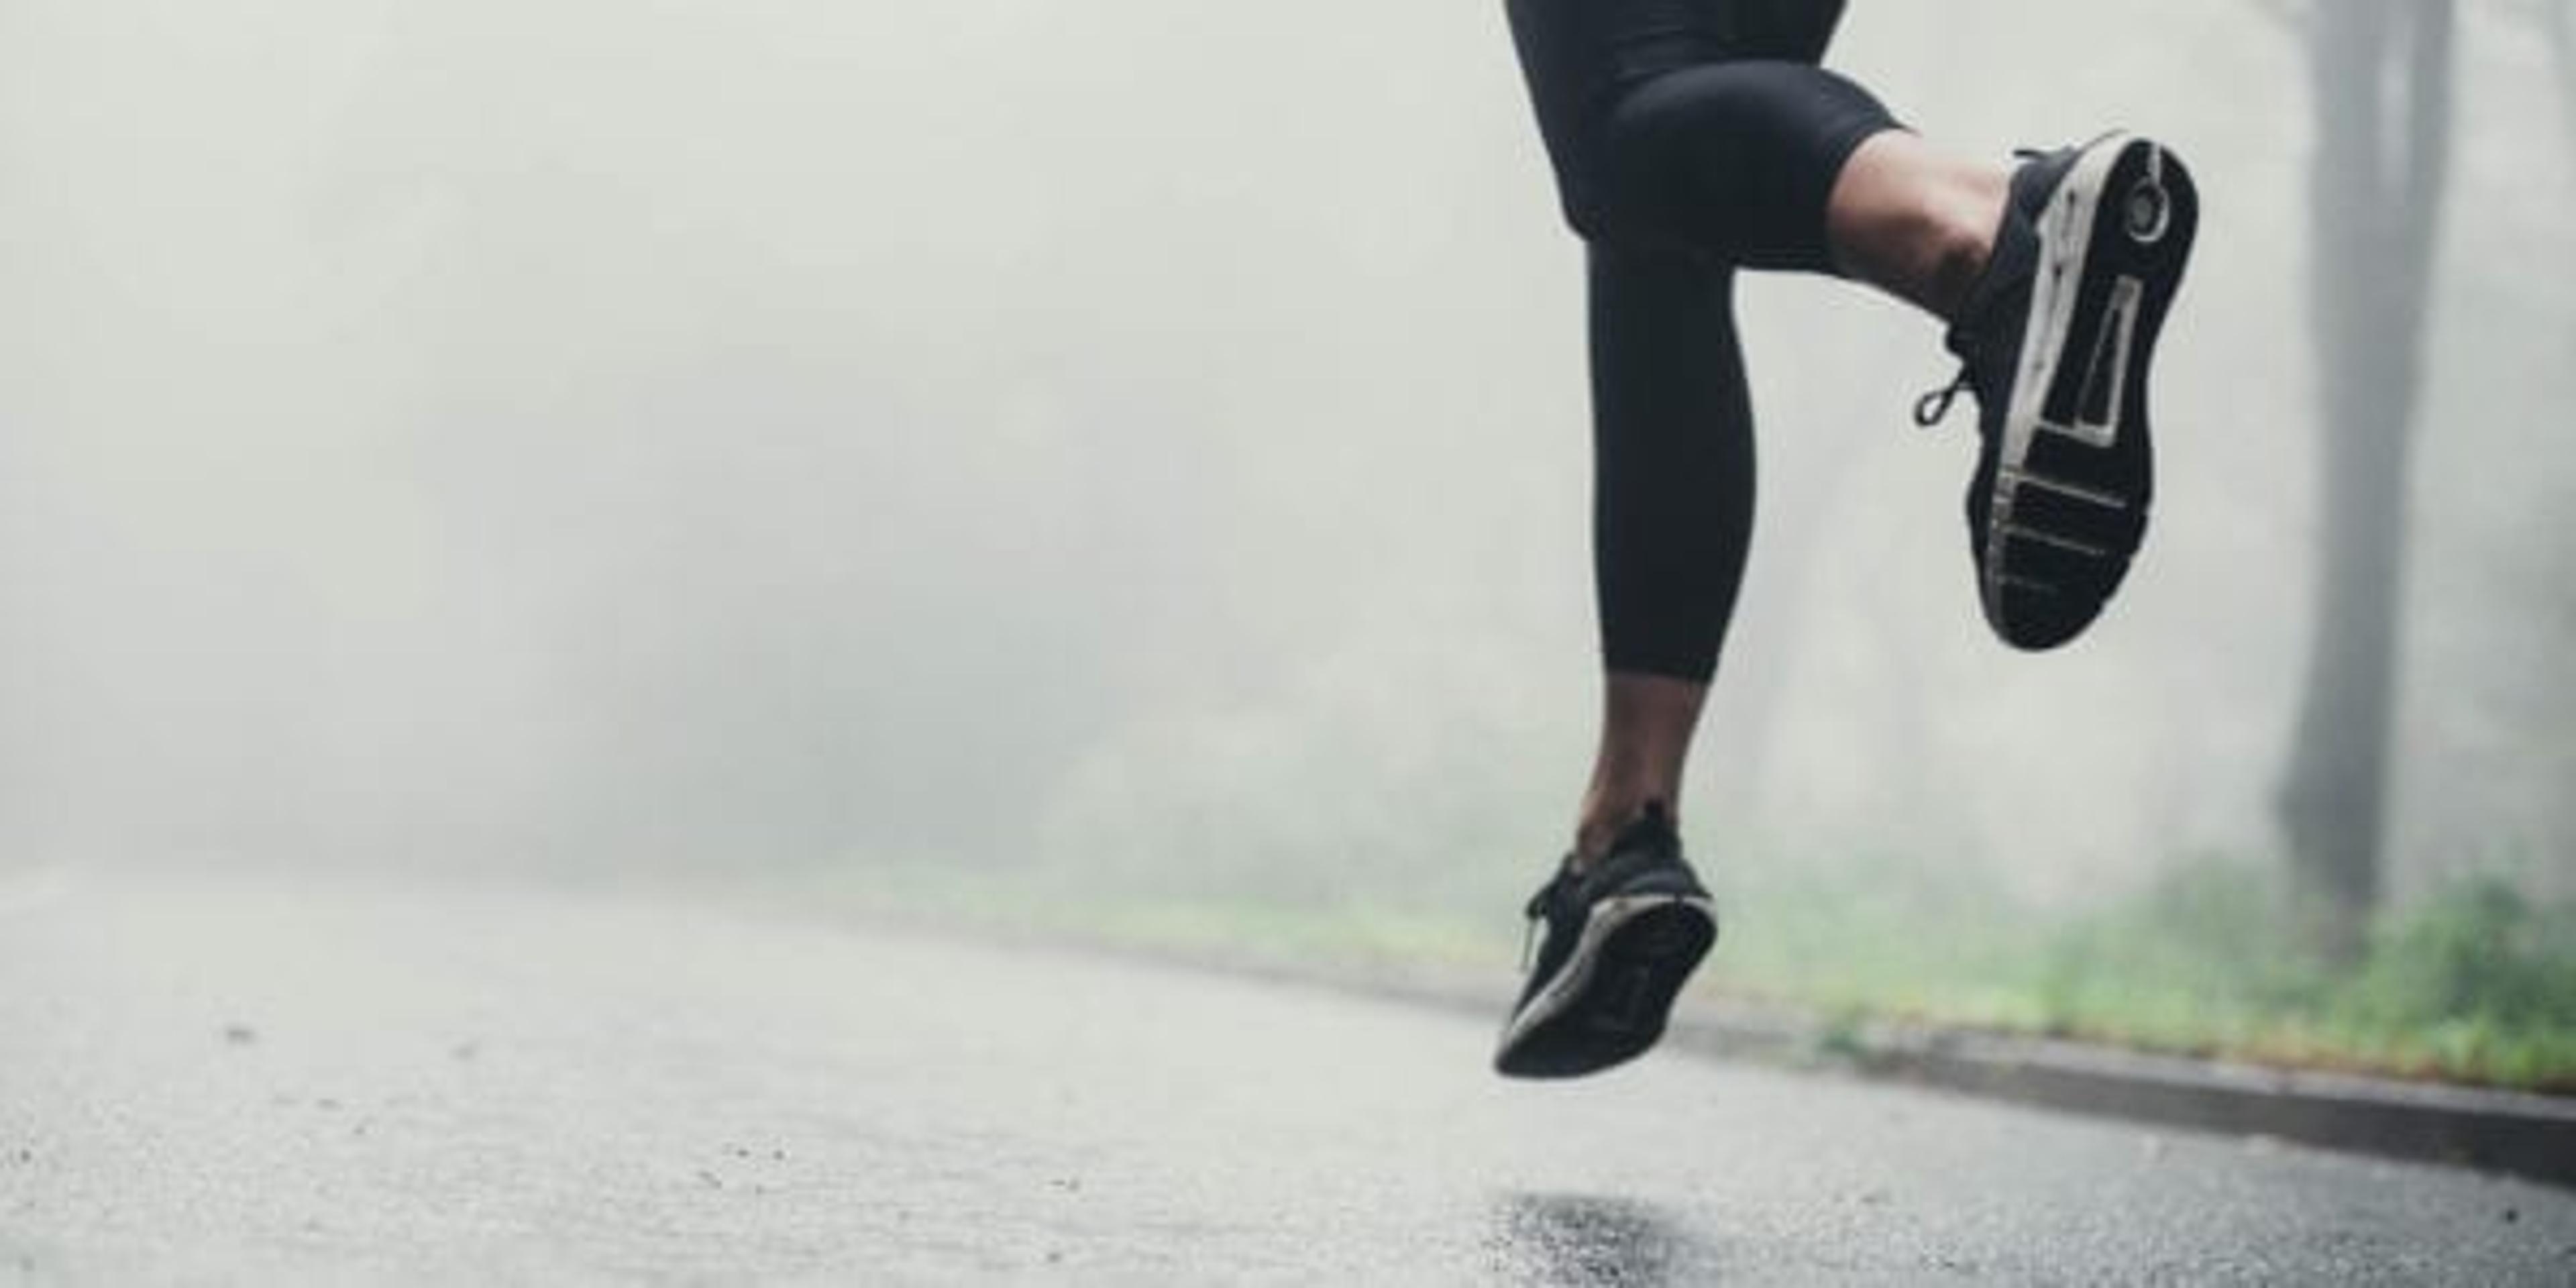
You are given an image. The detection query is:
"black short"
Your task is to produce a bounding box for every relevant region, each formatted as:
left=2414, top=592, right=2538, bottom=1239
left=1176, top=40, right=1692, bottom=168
left=1506, top=0, right=1877, bottom=266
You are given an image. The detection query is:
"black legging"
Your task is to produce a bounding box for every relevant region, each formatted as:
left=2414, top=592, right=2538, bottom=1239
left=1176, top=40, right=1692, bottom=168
left=1506, top=0, right=1899, bottom=680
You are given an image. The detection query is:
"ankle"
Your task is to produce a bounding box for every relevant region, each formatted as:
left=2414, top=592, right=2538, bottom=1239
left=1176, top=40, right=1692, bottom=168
left=1574, top=796, right=1672, bottom=867
left=1576, top=672, right=1705, bottom=866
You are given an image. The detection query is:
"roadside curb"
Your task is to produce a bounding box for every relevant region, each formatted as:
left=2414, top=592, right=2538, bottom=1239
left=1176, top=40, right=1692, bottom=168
left=1660, top=1000, right=2576, bottom=1191
left=1154, top=949, right=2576, bottom=1192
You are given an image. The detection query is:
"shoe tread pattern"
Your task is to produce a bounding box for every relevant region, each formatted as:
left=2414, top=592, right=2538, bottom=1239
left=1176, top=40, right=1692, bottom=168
left=1990, top=137, right=2198, bottom=649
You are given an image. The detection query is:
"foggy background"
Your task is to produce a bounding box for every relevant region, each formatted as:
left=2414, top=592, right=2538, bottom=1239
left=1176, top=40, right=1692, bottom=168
left=5, top=0, right=2571, bottom=923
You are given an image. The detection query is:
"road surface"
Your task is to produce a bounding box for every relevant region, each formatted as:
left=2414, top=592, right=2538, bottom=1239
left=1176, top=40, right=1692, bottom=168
left=3, top=869, right=2571, bottom=1284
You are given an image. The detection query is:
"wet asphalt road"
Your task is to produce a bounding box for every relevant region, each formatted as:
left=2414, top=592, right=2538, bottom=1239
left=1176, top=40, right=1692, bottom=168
left=3, top=871, right=2572, bottom=1285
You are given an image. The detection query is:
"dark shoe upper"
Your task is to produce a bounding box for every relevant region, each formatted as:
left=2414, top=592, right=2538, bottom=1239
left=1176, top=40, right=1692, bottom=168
left=1920, top=150, right=2067, bottom=570
left=1913, top=144, right=2083, bottom=462
left=1513, top=804, right=1709, bottom=1015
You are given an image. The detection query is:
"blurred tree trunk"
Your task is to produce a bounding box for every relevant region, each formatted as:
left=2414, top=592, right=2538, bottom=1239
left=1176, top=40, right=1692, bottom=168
left=2555, top=0, right=2576, bottom=152
left=2279, top=0, right=2455, bottom=958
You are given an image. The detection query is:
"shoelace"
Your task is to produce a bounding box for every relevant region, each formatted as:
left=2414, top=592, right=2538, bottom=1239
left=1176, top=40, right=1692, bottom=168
left=1913, top=368, right=1975, bottom=429
left=1518, top=874, right=1565, bottom=973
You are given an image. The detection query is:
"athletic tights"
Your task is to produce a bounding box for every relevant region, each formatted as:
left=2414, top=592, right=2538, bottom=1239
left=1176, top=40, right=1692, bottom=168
left=1505, top=0, right=1898, bottom=680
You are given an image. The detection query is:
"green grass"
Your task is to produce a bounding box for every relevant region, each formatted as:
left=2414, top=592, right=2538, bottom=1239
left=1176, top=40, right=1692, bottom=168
left=804, top=859, right=2576, bottom=1093
left=1821, top=867, right=2575, bottom=1090
left=1686, top=859, right=2576, bottom=1092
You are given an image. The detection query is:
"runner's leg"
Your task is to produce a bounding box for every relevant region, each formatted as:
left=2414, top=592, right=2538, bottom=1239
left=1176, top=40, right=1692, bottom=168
left=1827, top=131, right=2011, bottom=319
left=1574, top=244, right=1747, bottom=861
left=1499, top=1, right=2196, bottom=1077
left=1556, top=58, right=1899, bottom=859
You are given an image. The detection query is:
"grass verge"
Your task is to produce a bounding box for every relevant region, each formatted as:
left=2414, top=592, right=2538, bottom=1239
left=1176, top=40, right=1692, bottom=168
left=804, top=860, right=2576, bottom=1094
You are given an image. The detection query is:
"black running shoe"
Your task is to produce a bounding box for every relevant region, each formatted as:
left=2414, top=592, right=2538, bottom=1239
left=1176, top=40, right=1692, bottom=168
left=1494, top=805, right=1717, bottom=1079
left=1915, top=132, right=2198, bottom=651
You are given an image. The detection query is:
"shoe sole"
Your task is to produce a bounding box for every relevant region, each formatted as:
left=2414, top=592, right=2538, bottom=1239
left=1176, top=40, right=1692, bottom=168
left=1982, top=133, right=2198, bottom=650
left=1493, top=894, right=1717, bottom=1079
